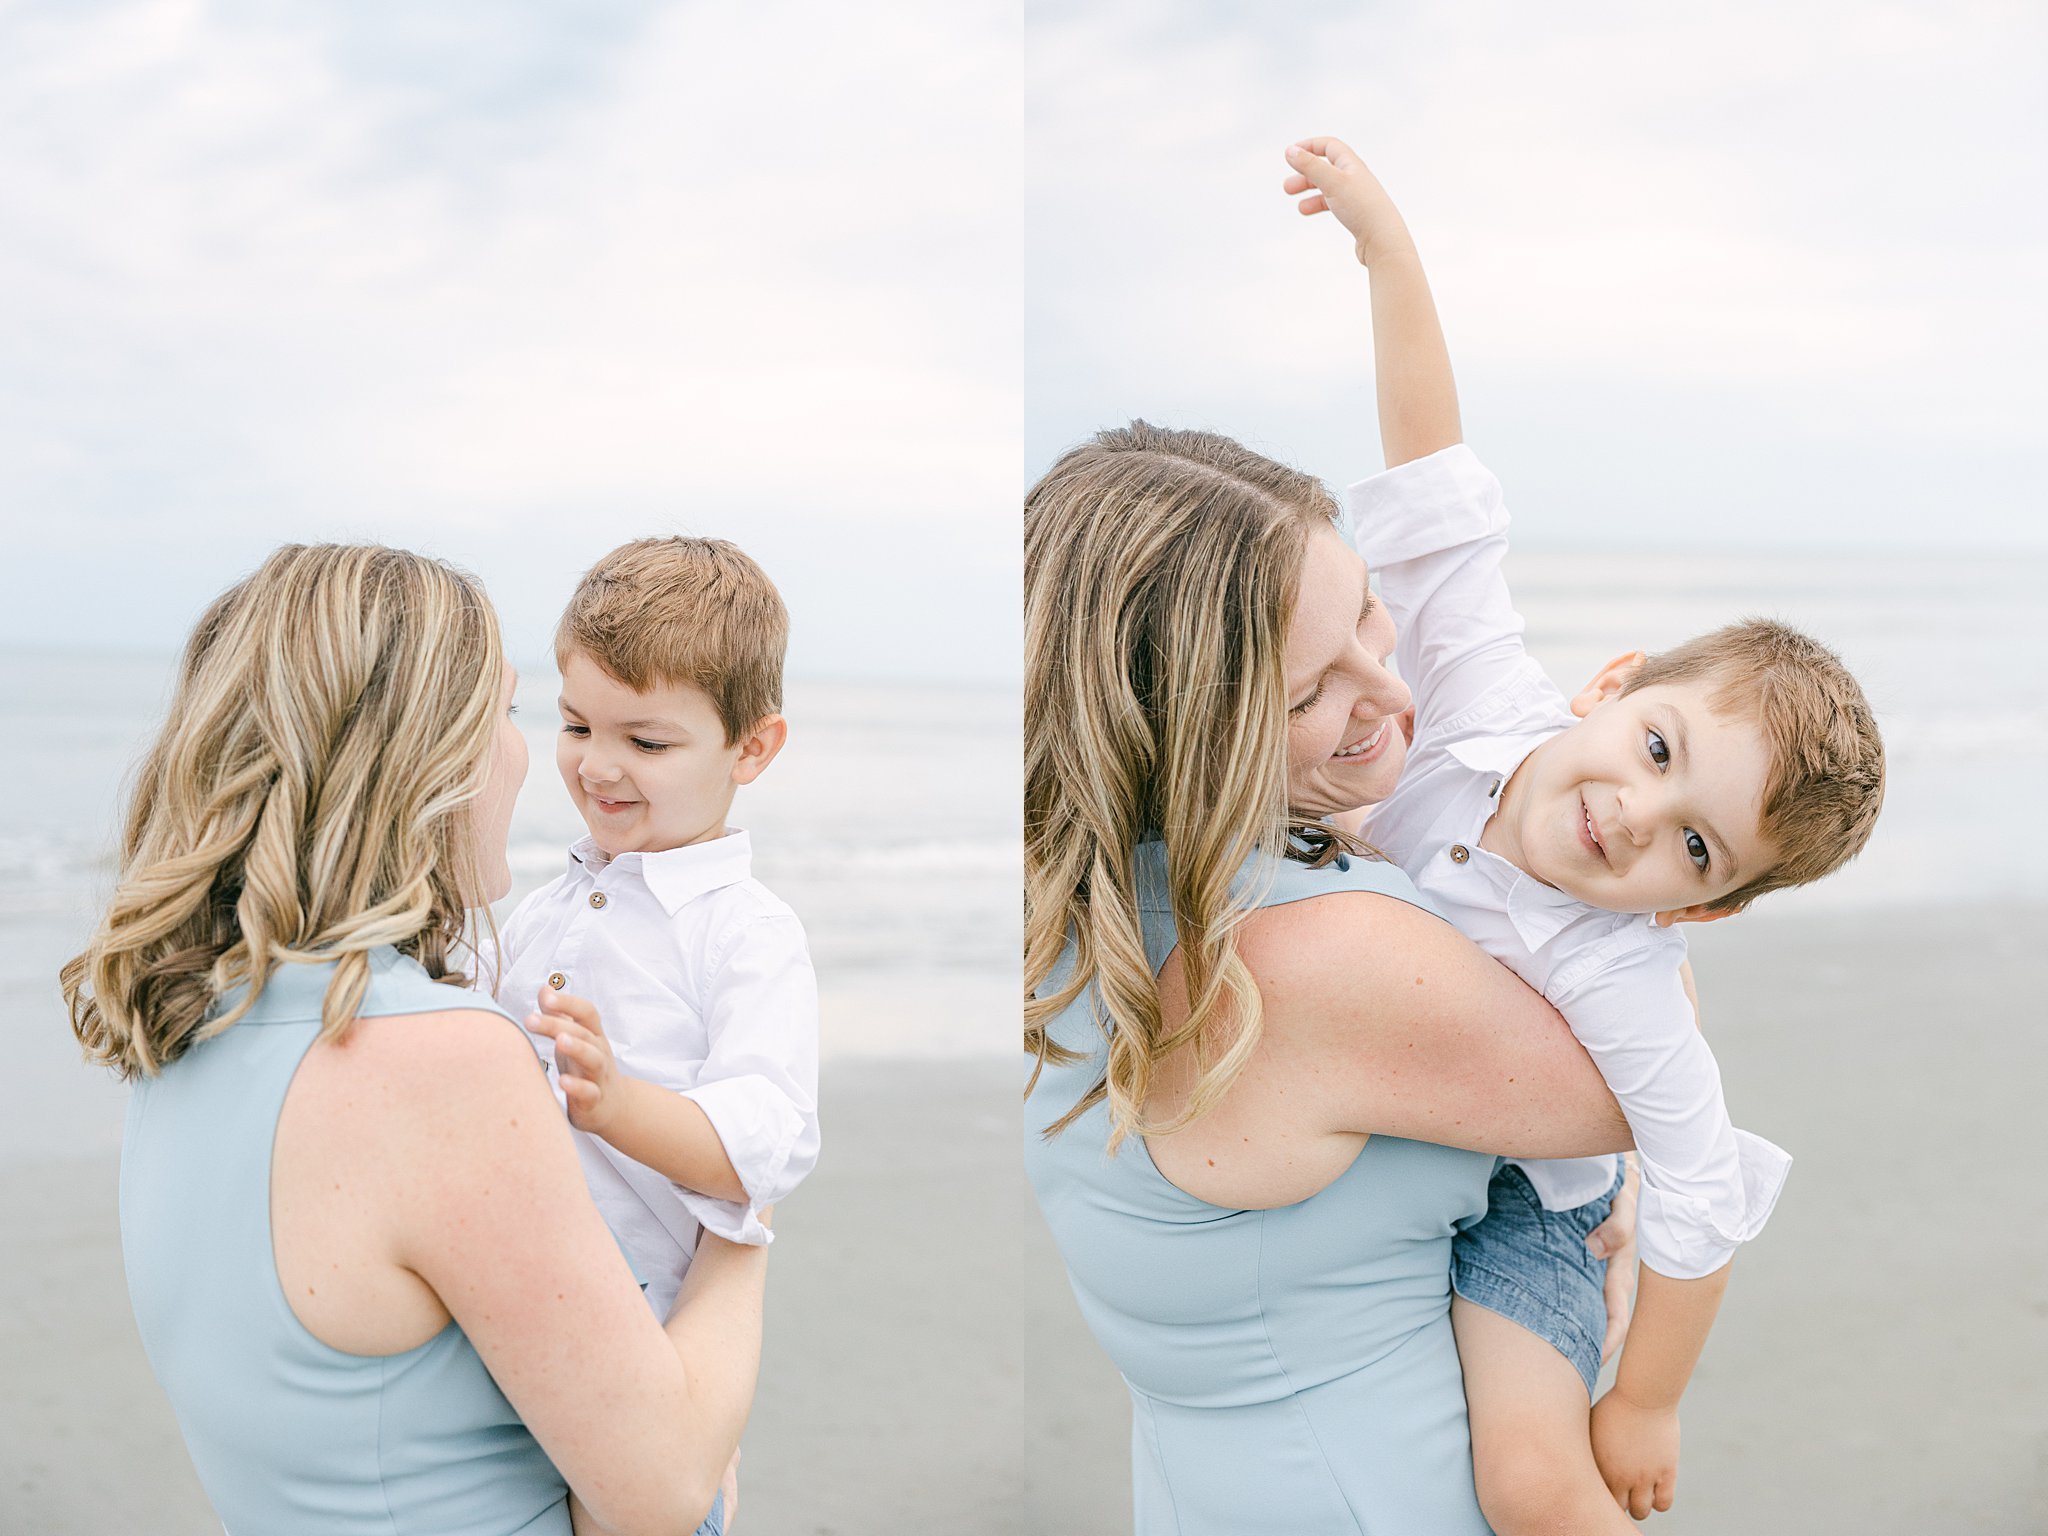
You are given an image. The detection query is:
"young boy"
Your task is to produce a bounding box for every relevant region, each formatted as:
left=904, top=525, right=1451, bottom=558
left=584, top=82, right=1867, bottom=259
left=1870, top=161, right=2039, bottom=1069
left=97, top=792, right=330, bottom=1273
left=498, top=536, right=821, bottom=1325
left=1284, top=138, right=1885, bottom=1529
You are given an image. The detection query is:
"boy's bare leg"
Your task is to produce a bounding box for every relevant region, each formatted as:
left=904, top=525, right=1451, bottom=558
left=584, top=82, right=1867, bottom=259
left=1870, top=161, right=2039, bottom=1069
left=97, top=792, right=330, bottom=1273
left=1453, top=1297, right=1637, bottom=1536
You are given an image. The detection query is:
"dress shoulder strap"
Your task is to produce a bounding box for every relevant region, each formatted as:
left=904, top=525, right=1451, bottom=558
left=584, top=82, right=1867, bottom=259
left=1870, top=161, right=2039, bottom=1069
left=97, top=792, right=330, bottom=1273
left=1130, top=838, right=1441, bottom=979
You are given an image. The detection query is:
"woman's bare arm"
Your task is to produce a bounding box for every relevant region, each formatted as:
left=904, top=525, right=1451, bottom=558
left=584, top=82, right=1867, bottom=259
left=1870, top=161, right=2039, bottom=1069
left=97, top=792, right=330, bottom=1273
left=374, top=1010, right=762, bottom=1536
left=1240, top=892, right=1631, bottom=1156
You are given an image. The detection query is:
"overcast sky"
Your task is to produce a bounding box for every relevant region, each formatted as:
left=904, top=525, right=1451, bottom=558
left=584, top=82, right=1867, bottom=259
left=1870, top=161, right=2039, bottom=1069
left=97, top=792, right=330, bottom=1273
left=1, top=0, right=1020, bottom=681
left=1028, top=1, right=2046, bottom=551
left=5, top=3, right=2039, bottom=689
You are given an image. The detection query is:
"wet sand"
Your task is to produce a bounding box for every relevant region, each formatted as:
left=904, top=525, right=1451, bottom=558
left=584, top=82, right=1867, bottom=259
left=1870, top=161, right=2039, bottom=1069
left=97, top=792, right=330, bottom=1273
left=7, top=905, right=2046, bottom=1532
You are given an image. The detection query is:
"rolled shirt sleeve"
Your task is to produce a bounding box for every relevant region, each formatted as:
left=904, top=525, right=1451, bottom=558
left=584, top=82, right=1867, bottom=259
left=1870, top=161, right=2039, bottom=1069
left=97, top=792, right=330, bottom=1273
left=1344, top=445, right=1539, bottom=741
left=1550, top=937, right=1792, bottom=1280
left=676, top=911, right=821, bottom=1246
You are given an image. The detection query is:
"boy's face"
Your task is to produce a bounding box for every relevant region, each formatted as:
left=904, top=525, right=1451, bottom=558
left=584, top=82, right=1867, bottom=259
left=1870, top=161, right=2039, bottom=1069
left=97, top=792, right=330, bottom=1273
left=1493, top=658, right=1777, bottom=921
left=555, top=649, right=783, bottom=858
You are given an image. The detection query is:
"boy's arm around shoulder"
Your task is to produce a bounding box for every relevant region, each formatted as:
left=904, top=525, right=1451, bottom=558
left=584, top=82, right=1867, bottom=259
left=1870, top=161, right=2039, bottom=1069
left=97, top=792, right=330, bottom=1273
left=1235, top=888, right=1630, bottom=1157
left=377, top=1007, right=760, bottom=1536
left=669, top=901, right=821, bottom=1243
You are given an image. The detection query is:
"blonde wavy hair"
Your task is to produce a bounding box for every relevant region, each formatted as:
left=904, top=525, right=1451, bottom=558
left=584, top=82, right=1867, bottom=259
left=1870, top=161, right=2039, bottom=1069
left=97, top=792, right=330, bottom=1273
left=63, top=544, right=505, bottom=1079
left=1025, top=422, right=1348, bottom=1148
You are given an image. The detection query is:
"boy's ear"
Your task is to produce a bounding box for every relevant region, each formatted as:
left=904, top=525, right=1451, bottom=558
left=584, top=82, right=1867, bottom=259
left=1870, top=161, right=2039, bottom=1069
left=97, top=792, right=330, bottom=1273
left=1395, top=706, right=1416, bottom=745
left=1569, top=651, right=1648, bottom=719
left=1654, top=901, right=1742, bottom=928
left=730, top=714, right=788, bottom=786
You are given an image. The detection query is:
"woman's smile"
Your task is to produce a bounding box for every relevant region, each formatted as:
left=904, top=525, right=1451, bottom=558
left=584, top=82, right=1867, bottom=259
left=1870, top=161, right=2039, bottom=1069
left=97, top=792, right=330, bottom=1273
left=1333, top=718, right=1393, bottom=763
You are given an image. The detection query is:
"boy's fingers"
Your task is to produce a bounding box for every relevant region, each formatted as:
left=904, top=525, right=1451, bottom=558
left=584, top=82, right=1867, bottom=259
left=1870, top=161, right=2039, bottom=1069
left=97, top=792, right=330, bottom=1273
left=1283, top=145, right=1335, bottom=190
left=553, top=1028, right=605, bottom=1070
left=537, top=986, right=605, bottom=1034
left=1291, top=135, right=1359, bottom=172
left=1282, top=171, right=1314, bottom=195
left=1296, top=195, right=1330, bottom=217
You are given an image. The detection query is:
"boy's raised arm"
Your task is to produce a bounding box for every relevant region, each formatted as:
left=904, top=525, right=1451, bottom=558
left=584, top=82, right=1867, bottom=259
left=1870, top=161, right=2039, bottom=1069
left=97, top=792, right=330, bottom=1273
left=1283, top=137, right=1460, bottom=468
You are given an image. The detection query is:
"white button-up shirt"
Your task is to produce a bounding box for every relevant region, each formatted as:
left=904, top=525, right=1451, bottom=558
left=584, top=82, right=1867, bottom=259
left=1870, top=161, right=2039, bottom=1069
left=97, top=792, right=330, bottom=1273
left=487, top=829, right=819, bottom=1317
left=1345, top=446, right=1790, bottom=1281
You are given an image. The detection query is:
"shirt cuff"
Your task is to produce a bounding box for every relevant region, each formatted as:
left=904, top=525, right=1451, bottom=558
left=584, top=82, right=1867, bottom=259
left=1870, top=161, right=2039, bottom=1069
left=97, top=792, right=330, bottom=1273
left=1636, top=1130, right=1794, bottom=1280
left=1342, top=444, right=1507, bottom=567
left=676, top=1076, right=809, bottom=1247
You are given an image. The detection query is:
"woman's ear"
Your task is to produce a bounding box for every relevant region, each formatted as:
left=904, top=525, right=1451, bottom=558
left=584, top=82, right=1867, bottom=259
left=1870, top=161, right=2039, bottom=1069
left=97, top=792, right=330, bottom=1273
left=1569, top=651, right=1648, bottom=719
left=731, top=714, right=789, bottom=785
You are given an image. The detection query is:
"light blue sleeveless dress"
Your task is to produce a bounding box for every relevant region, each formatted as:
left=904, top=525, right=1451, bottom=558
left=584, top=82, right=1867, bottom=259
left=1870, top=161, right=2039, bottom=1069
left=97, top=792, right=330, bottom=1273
left=120, top=946, right=573, bottom=1535
left=1024, top=844, right=1499, bottom=1534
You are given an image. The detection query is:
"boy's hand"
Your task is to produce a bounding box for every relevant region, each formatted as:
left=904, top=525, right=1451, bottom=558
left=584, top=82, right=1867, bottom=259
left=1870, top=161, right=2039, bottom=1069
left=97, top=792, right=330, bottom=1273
left=526, top=986, right=624, bottom=1138
left=1590, top=1389, right=1681, bottom=1519
left=1589, top=1153, right=1641, bottom=1362
left=1282, top=138, right=1415, bottom=269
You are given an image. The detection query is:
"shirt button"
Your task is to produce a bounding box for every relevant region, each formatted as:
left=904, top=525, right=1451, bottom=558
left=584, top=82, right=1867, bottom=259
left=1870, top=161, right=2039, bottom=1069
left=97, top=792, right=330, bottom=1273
left=546, top=970, right=567, bottom=991
left=589, top=891, right=607, bottom=909
left=1449, top=844, right=1471, bottom=864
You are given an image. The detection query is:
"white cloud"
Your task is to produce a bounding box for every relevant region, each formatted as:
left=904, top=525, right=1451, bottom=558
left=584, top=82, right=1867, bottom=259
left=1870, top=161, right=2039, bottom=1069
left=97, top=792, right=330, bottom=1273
left=0, top=0, right=1021, bottom=677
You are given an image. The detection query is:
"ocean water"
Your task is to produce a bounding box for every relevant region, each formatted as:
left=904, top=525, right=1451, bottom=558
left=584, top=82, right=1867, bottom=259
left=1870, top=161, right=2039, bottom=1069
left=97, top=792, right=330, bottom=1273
left=4, top=657, right=1021, bottom=1161
left=6, top=548, right=2043, bottom=1161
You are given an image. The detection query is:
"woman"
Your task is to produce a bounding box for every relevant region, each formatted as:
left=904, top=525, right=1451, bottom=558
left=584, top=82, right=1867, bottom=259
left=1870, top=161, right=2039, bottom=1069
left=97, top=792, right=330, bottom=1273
left=64, top=544, right=753, bottom=1535
left=1022, top=143, right=1636, bottom=1533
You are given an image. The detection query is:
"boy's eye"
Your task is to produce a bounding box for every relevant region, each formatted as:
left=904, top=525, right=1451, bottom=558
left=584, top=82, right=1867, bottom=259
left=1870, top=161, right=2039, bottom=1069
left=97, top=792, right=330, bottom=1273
left=1646, top=729, right=1670, bottom=768
left=1684, top=829, right=1710, bottom=873
left=562, top=723, right=589, bottom=737
left=1290, top=681, right=1326, bottom=717
left=631, top=738, right=669, bottom=753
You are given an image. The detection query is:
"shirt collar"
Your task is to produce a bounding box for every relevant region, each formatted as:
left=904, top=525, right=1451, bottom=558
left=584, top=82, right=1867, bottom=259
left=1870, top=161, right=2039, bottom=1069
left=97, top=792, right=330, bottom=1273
left=1503, top=869, right=1585, bottom=950
left=1445, top=726, right=1558, bottom=781
left=568, top=829, right=754, bottom=915
left=1440, top=727, right=1585, bottom=950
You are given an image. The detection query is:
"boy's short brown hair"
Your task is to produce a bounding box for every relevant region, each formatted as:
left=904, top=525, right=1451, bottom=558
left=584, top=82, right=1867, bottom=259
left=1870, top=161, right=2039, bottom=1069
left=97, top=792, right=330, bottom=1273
left=1622, top=618, right=1883, bottom=913
left=554, top=536, right=787, bottom=745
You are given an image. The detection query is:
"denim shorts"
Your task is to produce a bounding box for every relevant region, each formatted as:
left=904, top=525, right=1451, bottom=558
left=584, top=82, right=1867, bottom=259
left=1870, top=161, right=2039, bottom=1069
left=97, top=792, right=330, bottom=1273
left=694, top=1488, right=725, bottom=1536
left=1451, top=1159, right=1624, bottom=1397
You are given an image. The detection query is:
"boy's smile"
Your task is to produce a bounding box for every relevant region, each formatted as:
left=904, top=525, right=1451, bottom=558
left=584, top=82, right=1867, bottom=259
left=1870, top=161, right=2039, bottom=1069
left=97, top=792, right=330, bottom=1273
left=1481, top=663, right=1779, bottom=923
left=556, top=649, right=775, bottom=857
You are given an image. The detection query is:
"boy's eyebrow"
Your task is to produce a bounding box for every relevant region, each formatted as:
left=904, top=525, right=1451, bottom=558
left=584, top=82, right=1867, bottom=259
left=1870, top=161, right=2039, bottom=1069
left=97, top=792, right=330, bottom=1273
left=557, top=696, right=688, bottom=735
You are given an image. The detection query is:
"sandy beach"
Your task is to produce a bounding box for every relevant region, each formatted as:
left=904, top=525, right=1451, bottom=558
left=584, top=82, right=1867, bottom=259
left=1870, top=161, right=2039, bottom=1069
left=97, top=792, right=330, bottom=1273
left=1017, top=901, right=2048, bottom=1535
left=10, top=904, right=2045, bottom=1533
left=2, top=1055, right=1038, bottom=1536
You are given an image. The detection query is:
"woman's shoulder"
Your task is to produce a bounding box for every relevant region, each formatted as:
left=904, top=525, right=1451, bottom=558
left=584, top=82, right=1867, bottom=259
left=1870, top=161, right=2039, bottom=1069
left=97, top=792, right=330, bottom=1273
left=1231, top=861, right=1471, bottom=1019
